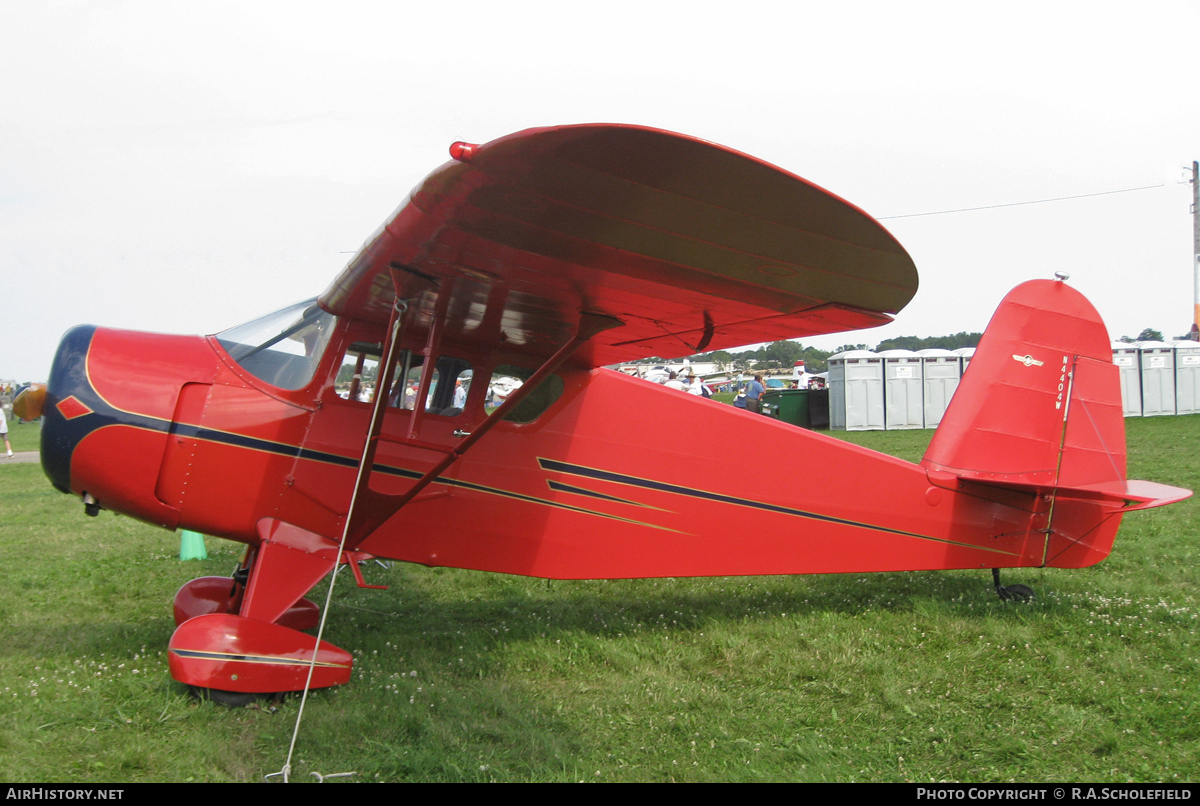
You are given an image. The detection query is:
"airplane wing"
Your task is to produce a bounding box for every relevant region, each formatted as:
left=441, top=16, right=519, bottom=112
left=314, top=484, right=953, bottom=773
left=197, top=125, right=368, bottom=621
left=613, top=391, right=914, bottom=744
left=320, top=124, right=917, bottom=367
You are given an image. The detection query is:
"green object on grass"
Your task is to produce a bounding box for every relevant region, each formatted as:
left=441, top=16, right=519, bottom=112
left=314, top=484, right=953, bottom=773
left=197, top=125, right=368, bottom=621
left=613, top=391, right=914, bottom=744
left=761, top=389, right=811, bottom=428
left=179, top=530, right=208, bottom=560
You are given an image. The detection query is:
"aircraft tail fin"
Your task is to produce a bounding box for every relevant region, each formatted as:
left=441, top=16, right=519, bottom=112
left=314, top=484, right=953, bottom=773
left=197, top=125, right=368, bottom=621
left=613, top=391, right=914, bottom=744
left=921, top=279, right=1189, bottom=566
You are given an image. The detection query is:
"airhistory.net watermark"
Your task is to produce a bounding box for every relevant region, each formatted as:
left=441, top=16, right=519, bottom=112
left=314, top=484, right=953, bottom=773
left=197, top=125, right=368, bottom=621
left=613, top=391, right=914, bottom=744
left=5, top=790, right=124, bottom=800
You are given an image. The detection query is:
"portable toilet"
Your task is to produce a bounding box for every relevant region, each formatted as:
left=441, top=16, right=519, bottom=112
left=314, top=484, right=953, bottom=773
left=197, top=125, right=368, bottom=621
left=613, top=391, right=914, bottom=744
left=828, top=350, right=884, bottom=431
left=1172, top=340, right=1200, bottom=415
left=1111, top=341, right=1141, bottom=417
left=954, top=347, right=976, bottom=377
left=918, top=349, right=961, bottom=429
left=1138, top=341, right=1176, bottom=416
left=879, top=349, right=924, bottom=430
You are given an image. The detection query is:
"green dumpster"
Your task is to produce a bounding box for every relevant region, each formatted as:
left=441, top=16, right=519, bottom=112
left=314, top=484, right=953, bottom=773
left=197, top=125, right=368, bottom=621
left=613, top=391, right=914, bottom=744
left=760, top=389, right=811, bottom=428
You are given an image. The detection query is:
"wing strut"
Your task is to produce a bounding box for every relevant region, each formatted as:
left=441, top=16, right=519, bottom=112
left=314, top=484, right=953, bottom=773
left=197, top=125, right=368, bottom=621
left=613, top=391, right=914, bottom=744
left=343, top=290, right=413, bottom=537
left=343, top=310, right=624, bottom=547
left=281, top=286, right=411, bottom=782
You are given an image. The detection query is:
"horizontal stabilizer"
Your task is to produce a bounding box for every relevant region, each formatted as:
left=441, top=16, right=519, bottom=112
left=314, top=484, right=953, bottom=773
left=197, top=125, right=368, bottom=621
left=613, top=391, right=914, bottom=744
left=1067, top=479, right=1192, bottom=511
left=933, top=472, right=1192, bottom=512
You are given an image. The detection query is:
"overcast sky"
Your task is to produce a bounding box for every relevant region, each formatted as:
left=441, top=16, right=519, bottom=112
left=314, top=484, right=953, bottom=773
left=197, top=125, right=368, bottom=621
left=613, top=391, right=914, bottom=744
left=2, top=1, right=1197, bottom=382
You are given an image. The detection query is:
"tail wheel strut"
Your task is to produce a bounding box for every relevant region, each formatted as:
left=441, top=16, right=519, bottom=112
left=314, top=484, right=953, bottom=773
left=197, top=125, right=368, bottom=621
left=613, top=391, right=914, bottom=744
left=992, top=568, right=1035, bottom=602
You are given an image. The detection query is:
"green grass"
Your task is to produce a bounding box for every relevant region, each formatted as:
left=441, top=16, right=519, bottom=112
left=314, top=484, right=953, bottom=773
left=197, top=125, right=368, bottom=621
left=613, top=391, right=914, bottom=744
left=5, top=419, right=41, bottom=453
left=1, top=418, right=1198, bottom=782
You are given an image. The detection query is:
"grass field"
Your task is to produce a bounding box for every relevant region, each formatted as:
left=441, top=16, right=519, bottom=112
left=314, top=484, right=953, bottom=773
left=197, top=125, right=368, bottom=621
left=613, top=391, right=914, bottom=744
left=1, top=417, right=1198, bottom=782
left=5, top=420, right=41, bottom=453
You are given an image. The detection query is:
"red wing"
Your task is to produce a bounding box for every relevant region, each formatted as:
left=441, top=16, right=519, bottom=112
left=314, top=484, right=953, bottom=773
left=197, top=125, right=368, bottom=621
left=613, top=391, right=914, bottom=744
left=320, top=124, right=918, bottom=366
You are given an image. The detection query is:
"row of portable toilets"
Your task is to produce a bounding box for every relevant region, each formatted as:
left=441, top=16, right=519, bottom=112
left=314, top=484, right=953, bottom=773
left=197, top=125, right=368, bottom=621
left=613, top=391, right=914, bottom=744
left=828, top=342, right=1200, bottom=431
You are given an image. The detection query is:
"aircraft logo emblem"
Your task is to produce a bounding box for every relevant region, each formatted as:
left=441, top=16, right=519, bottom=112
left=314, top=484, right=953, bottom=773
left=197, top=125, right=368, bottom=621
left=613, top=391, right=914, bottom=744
left=1012, top=354, right=1044, bottom=367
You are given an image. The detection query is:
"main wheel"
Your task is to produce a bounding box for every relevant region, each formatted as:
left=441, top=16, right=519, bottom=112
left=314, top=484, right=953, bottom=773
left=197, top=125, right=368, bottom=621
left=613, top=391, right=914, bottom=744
left=187, top=685, right=259, bottom=708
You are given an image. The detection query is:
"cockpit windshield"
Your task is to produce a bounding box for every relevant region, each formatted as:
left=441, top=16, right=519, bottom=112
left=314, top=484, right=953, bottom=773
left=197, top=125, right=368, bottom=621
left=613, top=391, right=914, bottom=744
left=215, top=299, right=336, bottom=390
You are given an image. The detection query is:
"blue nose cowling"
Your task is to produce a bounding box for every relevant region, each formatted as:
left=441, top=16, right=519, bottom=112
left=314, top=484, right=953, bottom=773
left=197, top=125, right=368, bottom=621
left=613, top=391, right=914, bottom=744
left=41, top=325, right=99, bottom=495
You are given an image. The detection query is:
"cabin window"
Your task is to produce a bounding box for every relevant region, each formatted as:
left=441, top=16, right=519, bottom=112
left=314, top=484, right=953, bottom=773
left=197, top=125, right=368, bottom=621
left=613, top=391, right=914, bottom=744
left=333, top=345, right=472, bottom=418
left=216, top=299, right=336, bottom=391
left=424, top=357, right=473, bottom=417
left=486, top=364, right=564, bottom=423
left=335, top=343, right=418, bottom=406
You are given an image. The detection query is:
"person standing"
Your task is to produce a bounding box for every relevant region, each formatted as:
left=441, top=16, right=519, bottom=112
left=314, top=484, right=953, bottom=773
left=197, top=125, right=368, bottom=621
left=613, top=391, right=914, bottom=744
left=745, top=374, right=765, bottom=413
left=0, top=406, right=11, bottom=457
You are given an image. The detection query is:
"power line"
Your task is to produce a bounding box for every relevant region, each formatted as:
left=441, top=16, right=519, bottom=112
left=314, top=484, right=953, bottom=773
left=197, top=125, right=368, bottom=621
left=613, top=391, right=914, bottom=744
left=878, top=182, right=1166, bottom=220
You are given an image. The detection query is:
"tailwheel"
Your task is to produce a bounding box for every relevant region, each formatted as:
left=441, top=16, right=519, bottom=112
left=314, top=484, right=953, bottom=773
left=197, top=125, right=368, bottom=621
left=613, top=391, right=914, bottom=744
left=992, top=569, right=1036, bottom=602
left=1001, top=584, right=1036, bottom=602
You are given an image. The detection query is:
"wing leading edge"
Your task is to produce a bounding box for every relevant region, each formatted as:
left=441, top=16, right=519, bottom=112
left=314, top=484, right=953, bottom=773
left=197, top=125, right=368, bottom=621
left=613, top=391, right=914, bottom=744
left=320, top=124, right=918, bottom=366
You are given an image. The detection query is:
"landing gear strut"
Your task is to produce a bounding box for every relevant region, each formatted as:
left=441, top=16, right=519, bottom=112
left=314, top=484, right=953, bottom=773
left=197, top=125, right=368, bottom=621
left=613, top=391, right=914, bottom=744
left=992, top=568, right=1035, bottom=602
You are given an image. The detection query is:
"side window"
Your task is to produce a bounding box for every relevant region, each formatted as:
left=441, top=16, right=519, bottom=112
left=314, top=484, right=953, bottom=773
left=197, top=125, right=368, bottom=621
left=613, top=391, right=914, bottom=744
left=333, top=345, right=471, bottom=419
left=335, top=343, right=421, bottom=407
left=395, top=362, right=423, bottom=410
left=486, top=364, right=564, bottom=423
left=424, top=357, right=472, bottom=417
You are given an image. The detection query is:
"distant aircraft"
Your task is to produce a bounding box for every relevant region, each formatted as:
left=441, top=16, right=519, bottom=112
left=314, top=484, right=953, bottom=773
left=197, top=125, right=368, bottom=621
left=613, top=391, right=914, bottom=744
left=17, top=124, right=1190, bottom=701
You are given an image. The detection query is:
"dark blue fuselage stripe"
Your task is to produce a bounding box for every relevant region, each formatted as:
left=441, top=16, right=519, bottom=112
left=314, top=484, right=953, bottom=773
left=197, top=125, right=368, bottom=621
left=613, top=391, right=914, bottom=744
left=172, top=423, right=362, bottom=470
left=174, top=428, right=655, bottom=525
left=62, top=397, right=655, bottom=525
left=547, top=480, right=652, bottom=507
left=539, top=457, right=887, bottom=528
left=536, top=458, right=1015, bottom=554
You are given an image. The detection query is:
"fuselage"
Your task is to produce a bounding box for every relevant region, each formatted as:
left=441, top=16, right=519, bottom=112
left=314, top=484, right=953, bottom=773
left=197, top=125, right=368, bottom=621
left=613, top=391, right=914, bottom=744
left=41, top=304, right=1121, bottom=580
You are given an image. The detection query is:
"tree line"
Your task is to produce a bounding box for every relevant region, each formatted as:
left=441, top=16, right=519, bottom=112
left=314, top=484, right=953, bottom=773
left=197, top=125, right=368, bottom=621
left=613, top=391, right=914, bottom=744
left=628, top=324, right=1186, bottom=375
left=633, top=332, right=983, bottom=374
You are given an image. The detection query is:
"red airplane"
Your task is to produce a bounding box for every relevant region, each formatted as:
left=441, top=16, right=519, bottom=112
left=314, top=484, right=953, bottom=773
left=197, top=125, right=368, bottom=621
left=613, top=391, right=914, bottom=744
left=16, top=124, right=1191, bottom=701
